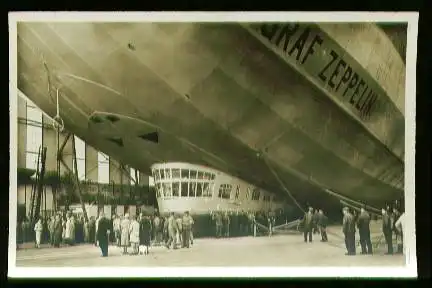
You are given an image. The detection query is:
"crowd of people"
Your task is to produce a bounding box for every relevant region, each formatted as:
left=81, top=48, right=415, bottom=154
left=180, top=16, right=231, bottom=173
left=16, top=212, right=94, bottom=248
left=342, top=204, right=404, bottom=256
left=207, top=209, right=284, bottom=238
left=299, top=202, right=405, bottom=256
left=17, top=203, right=405, bottom=258
left=16, top=208, right=291, bottom=253
left=300, top=208, right=329, bottom=243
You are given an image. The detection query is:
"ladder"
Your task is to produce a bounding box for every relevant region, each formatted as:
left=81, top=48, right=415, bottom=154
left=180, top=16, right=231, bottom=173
left=28, top=147, right=41, bottom=222
left=29, top=146, right=47, bottom=226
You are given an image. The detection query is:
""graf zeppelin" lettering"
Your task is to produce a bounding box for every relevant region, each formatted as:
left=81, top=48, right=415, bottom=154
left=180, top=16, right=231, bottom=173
left=257, top=23, right=379, bottom=119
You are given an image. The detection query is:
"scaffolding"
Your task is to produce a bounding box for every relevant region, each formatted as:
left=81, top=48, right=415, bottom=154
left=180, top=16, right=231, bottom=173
left=56, top=131, right=89, bottom=222
left=29, top=146, right=47, bottom=226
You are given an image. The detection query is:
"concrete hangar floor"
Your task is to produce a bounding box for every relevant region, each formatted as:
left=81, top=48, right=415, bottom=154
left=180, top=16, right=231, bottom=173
left=16, top=222, right=403, bottom=268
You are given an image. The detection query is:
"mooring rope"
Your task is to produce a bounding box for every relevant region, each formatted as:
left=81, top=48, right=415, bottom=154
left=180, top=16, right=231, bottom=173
left=261, top=154, right=305, bottom=214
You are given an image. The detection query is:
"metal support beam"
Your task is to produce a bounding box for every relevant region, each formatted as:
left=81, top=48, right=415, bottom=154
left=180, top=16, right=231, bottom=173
left=119, top=164, right=137, bottom=186
left=54, top=126, right=61, bottom=212
left=340, top=200, right=381, bottom=218
left=34, top=147, right=47, bottom=224
left=56, top=132, right=71, bottom=161
left=71, top=135, right=89, bottom=222
left=324, top=188, right=381, bottom=214
left=58, top=142, right=89, bottom=222
left=29, top=147, right=41, bottom=222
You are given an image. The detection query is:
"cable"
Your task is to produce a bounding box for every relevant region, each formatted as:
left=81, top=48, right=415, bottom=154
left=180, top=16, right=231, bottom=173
left=261, top=154, right=305, bottom=214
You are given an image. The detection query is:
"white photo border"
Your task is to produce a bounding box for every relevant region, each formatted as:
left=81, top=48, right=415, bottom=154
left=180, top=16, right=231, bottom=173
left=8, top=11, right=418, bottom=278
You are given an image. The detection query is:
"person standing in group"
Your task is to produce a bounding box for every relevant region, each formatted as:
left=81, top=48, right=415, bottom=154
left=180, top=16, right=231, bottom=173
left=139, top=214, right=152, bottom=255
left=181, top=211, right=193, bottom=248
left=189, top=213, right=195, bottom=246
left=312, top=209, right=320, bottom=235
left=214, top=211, right=223, bottom=238
left=302, top=207, right=314, bottom=243
left=223, top=211, right=231, bottom=238
left=96, top=212, right=110, bottom=257
left=34, top=218, right=43, bottom=248
left=382, top=208, right=393, bottom=255
left=153, top=213, right=162, bottom=245
left=175, top=214, right=183, bottom=246
left=317, top=209, right=328, bottom=242
left=357, top=207, right=373, bottom=255
left=249, top=212, right=256, bottom=237
left=268, top=209, right=275, bottom=237
left=391, top=207, right=401, bottom=252
left=53, top=214, right=63, bottom=248
left=95, top=213, right=102, bottom=246
left=120, top=213, right=131, bottom=255
left=231, top=210, right=239, bottom=237
left=342, top=207, right=356, bottom=255
left=166, top=212, right=178, bottom=249
left=20, top=218, right=25, bottom=244
left=113, top=214, right=121, bottom=247
left=48, top=216, right=55, bottom=246
left=129, top=215, right=140, bottom=255
left=394, top=212, right=405, bottom=254
left=83, top=218, right=89, bottom=243
left=76, top=216, right=83, bottom=244
left=64, top=213, right=75, bottom=246
left=88, top=216, right=95, bottom=245
left=162, top=215, right=169, bottom=243
left=62, top=215, right=67, bottom=244
left=71, top=215, right=77, bottom=244
left=109, top=215, right=115, bottom=244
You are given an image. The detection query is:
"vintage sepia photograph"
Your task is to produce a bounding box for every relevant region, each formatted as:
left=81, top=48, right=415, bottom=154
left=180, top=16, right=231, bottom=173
left=8, top=12, right=418, bottom=278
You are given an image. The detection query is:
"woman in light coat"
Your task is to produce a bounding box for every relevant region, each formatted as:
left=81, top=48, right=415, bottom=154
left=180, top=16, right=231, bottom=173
left=129, top=215, right=140, bottom=255
left=120, top=213, right=131, bottom=254
left=64, top=215, right=76, bottom=245
left=34, top=218, right=43, bottom=248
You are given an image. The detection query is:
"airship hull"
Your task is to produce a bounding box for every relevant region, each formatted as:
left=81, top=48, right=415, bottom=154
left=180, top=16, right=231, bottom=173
left=16, top=22, right=405, bottom=210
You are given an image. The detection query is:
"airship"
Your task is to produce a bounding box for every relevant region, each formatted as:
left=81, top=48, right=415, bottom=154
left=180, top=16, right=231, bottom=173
left=15, top=21, right=406, bottom=217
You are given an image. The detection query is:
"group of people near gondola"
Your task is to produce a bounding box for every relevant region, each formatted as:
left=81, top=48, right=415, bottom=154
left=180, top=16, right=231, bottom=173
left=300, top=202, right=404, bottom=256
left=100, top=211, right=195, bottom=257
left=101, top=212, right=153, bottom=256
left=18, top=201, right=406, bottom=259
left=301, top=207, right=329, bottom=243
left=341, top=205, right=404, bottom=256
left=17, top=211, right=94, bottom=249
left=208, top=209, right=288, bottom=238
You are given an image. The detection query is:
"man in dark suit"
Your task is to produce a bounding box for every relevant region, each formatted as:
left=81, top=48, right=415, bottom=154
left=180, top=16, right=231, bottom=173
left=357, top=207, right=373, bottom=254
left=318, top=209, right=328, bottom=242
left=342, top=207, right=356, bottom=255
left=382, top=208, right=393, bottom=255
left=302, top=207, right=314, bottom=243
left=96, top=212, right=110, bottom=257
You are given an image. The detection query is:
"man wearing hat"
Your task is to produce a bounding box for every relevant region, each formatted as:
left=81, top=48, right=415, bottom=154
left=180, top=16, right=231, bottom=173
left=182, top=211, right=194, bottom=248
left=165, top=212, right=178, bottom=249
left=381, top=208, right=393, bottom=255
left=120, top=213, right=131, bottom=255
left=96, top=212, right=110, bottom=257
left=342, top=207, right=356, bottom=255
left=302, top=207, right=314, bottom=243
left=357, top=206, right=373, bottom=254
